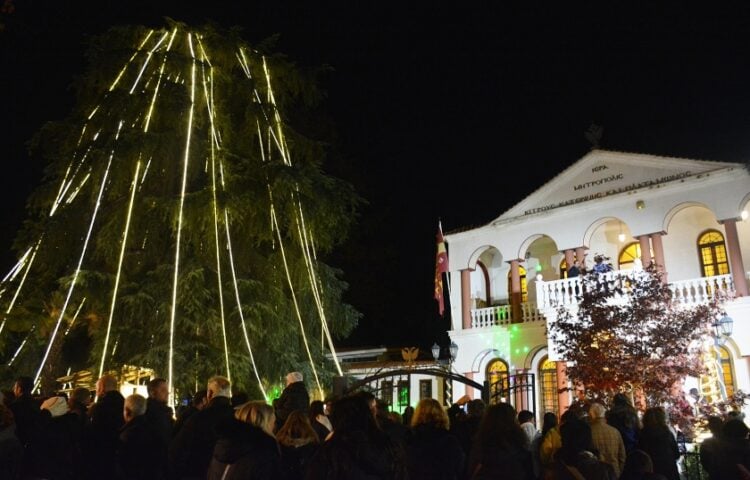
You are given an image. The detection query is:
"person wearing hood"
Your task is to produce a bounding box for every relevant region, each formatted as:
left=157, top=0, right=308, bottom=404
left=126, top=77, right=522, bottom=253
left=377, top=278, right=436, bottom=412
left=29, top=395, right=84, bottom=480
left=275, top=371, right=310, bottom=429
left=207, top=400, right=281, bottom=480
left=116, top=394, right=165, bottom=480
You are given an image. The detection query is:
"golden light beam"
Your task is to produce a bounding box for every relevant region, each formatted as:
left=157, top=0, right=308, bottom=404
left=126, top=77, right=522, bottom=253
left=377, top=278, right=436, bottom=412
left=99, top=160, right=141, bottom=378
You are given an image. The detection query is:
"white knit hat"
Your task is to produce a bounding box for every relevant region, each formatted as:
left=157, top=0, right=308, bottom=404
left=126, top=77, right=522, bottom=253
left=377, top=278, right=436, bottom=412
left=41, top=396, right=69, bottom=418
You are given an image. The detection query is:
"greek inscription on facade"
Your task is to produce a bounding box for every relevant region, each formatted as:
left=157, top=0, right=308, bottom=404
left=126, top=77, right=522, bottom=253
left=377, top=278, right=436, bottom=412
left=592, top=165, right=608, bottom=172
left=573, top=173, right=625, bottom=191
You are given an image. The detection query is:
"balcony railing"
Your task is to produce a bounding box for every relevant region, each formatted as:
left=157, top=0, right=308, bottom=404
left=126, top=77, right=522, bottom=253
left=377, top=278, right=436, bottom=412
left=470, top=302, right=545, bottom=329
left=535, top=271, right=734, bottom=311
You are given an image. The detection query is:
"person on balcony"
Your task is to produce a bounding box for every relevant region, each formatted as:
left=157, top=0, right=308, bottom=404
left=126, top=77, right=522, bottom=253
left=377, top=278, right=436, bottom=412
left=592, top=255, right=612, bottom=274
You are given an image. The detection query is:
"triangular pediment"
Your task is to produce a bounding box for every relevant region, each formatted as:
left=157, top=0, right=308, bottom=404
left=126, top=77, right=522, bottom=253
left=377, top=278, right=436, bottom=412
left=494, top=150, right=740, bottom=221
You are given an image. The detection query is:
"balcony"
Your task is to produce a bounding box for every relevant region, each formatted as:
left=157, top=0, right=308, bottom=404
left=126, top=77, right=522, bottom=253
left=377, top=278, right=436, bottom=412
left=535, top=271, right=735, bottom=311
left=470, top=302, right=545, bottom=328
left=469, top=272, right=737, bottom=329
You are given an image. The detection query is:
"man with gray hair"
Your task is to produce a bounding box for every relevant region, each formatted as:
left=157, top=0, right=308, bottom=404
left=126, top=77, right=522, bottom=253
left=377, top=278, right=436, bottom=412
left=169, top=376, right=234, bottom=479
left=117, top=394, right=165, bottom=479
left=589, top=402, right=626, bottom=477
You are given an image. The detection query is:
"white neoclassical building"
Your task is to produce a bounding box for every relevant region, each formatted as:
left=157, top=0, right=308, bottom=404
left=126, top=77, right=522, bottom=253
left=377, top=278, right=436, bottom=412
left=444, top=149, right=750, bottom=417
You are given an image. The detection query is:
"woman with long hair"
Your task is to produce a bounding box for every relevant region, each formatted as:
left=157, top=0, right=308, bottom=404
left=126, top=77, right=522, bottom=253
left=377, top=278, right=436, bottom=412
left=306, top=393, right=407, bottom=479
left=277, top=411, right=320, bottom=480
left=309, top=400, right=332, bottom=442
left=406, top=398, right=464, bottom=480
left=208, top=401, right=281, bottom=480
left=638, top=407, right=679, bottom=480
left=468, top=402, right=534, bottom=480
left=538, top=412, right=562, bottom=473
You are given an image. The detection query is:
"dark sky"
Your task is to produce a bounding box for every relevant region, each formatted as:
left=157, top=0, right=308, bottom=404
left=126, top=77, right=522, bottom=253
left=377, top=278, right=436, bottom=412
left=2, top=2, right=750, bottom=350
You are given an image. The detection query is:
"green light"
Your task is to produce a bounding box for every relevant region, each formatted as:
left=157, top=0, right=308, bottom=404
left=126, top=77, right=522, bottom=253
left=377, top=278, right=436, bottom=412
left=535, top=264, right=542, bottom=272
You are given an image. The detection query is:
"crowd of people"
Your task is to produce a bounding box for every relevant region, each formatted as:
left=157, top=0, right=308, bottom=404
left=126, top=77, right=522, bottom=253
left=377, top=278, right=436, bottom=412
left=0, top=373, right=748, bottom=479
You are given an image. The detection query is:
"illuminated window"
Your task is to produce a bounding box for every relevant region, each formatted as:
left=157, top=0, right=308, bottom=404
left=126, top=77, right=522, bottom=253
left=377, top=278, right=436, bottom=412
left=380, top=380, right=393, bottom=406
left=397, top=380, right=409, bottom=411
left=718, top=346, right=735, bottom=397
left=419, top=379, right=432, bottom=400
left=487, top=358, right=509, bottom=405
left=539, top=356, right=559, bottom=414
left=507, top=266, right=528, bottom=302
left=698, top=230, right=730, bottom=277
left=618, top=242, right=641, bottom=270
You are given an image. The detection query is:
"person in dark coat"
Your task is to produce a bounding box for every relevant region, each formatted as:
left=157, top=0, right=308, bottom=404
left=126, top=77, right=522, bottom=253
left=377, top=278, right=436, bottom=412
left=145, top=377, right=174, bottom=447
left=468, top=402, right=534, bottom=480
left=84, top=374, right=125, bottom=479
left=8, top=376, right=40, bottom=448
left=309, top=400, right=332, bottom=442
left=620, top=449, right=668, bottom=480
left=638, top=407, right=680, bottom=480
left=451, top=399, right=485, bottom=458
left=173, top=390, right=207, bottom=438
left=207, top=401, right=281, bottom=480
left=30, top=396, right=85, bottom=480
left=712, top=419, right=750, bottom=480
left=275, top=372, right=310, bottom=429
left=169, top=375, right=235, bottom=479
left=116, top=394, right=166, bottom=480
left=607, top=393, right=640, bottom=453
left=406, top=398, right=464, bottom=480
left=0, top=403, right=22, bottom=480
left=549, top=417, right=617, bottom=480
left=277, top=410, right=319, bottom=480
left=699, top=416, right=724, bottom=479
left=306, top=393, right=407, bottom=480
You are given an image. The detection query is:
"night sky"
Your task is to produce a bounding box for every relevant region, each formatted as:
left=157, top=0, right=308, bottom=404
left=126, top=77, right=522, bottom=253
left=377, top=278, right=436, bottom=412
left=2, top=2, right=750, bottom=350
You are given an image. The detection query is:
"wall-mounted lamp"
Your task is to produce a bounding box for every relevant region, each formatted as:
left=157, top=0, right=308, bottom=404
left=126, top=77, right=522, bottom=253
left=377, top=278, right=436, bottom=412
left=618, top=221, right=626, bottom=243
left=636, top=200, right=645, bottom=210
left=742, top=210, right=749, bottom=221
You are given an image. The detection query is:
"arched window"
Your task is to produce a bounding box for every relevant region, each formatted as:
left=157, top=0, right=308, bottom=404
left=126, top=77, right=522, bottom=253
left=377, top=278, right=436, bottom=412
left=698, top=230, right=730, bottom=277
left=487, top=358, right=509, bottom=405
left=538, top=356, right=559, bottom=415
left=718, top=346, right=735, bottom=397
left=618, top=242, right=641, bottom=270
left=507, top=266, right=528, bottom=303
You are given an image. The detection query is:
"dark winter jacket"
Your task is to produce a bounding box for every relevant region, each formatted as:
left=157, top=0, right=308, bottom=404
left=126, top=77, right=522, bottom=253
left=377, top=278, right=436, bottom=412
left=169, top=395, right=234, bottom=479
left=469, top=444, right=534, bottom=480
left=312, top=417, right=332, bottom=442
left=549, top=450, right=617, bottom=480
left=607, top=404, right=639, bottom=453
left=9, top=394, right=40, bottom=447
left=30, top=411, right=84, bottom=480
left=638, top=426, right=680, bottom=480
left=145, top=397, right=174, bottom=447
left=306, top=430, right=408, bottom=480
left=712, top=438, right=750, bottom=480
left=275, top=381, right=310, bottom=426
left=206, top=418, right=281, bottom=480
left=406, top=423, right=464, bottom=480
left=85, top=390, right=125, bottom=479
left=116, top=415, right=166, bottom=480
left=279, top=442, right=318, bottom=480
left=0, top=424, right=22, bottom=480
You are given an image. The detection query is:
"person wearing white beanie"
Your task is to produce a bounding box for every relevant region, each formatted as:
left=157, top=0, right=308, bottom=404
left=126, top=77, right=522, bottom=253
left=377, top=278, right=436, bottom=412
left=40, top=396, right=69, bottom=418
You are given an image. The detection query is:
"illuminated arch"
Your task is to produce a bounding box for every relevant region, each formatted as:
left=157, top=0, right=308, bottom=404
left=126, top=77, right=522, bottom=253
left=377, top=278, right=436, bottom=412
left=538, top=356, right=559, bottom=415
left=486, top=358, right=509, bottom=405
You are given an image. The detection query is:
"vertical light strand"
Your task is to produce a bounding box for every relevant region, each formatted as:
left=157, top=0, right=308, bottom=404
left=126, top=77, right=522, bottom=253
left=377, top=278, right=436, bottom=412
left=223, top=210, right=267, bottom=399
left=144, top=28, right=178, bottom=133
left=270, top=206, right=323, bottom=399
left=0, top=239, right=42, bottom=337
left=1, top=246, right=32, bottom=284
left=109, top=29, right=155, bottom=91
left=64, top=298, right=87, bottom=336
left=129, top=31, right=169, bottom=94
left=199, top=41, right=231, bottom=381
left=168, top=31, right=196, bottom=407
left=34, top=153, right=114, bottom=387
left=7, top=326, right=35, bottom=366
left=99, top=160, right=141, bottom=377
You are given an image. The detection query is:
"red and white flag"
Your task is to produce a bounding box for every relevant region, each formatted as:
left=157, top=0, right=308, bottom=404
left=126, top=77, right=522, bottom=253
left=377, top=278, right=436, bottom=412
left=434, top=222, right=449, bottom=315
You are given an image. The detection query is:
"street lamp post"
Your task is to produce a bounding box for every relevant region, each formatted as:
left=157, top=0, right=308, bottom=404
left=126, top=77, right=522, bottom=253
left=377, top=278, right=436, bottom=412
left=711, top=315, right=734, bottom=399
left=432, top=341, right=458, bottom=408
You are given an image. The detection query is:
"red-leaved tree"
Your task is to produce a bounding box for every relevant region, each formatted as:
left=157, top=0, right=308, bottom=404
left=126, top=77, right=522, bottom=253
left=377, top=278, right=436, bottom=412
left=549, top=262, right=722, bottom=408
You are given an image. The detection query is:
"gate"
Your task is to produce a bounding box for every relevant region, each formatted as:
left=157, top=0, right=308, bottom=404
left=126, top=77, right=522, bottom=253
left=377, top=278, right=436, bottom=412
left=489, top=372, right=536, bottom=415
left=339, top=367, right=488, bottom=410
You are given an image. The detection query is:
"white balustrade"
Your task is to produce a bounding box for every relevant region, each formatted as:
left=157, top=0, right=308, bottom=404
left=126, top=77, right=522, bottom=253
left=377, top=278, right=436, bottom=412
left=470, top=302, right=545, bottom=328
left=669, top=274, right=734, bottom=306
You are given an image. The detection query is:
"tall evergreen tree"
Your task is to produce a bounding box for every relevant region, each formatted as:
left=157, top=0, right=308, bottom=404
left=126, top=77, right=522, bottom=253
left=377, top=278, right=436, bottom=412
left=0, top=21, right=360, bottom=399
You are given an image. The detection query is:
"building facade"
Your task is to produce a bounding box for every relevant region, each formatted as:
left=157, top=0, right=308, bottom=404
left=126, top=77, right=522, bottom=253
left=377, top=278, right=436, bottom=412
left=441, top=150, right=750, bottom=418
